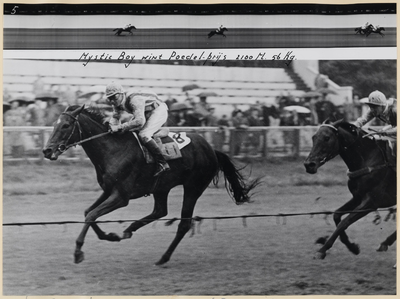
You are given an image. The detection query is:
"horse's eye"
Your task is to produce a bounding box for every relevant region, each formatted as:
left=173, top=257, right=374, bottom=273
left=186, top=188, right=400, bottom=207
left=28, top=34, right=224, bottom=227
left=324, top=136, right=330, bottom=142
left=62, top=123, right=70, bottom=129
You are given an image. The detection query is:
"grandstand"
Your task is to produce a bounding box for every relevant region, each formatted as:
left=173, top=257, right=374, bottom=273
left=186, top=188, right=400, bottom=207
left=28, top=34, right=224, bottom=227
left=3, top=59, right=313, bottom=117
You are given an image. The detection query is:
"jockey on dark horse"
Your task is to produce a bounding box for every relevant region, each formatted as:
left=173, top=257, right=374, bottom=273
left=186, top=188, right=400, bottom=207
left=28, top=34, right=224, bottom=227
left=216, top=25, right=224, bottom=33
left=354, top=90, right=397, bottom=164
left=106, top=82, right=170, bottom=176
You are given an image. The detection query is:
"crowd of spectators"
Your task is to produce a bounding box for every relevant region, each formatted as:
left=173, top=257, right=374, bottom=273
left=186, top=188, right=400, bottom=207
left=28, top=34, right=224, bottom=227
left=3, top=77, right=392, bottom=158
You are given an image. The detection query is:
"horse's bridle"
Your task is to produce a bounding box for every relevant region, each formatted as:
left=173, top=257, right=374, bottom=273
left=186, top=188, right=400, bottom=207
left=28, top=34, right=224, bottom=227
left=57, top=111, right=111, bottom=153
left=57, top=112, right=83, bottom=153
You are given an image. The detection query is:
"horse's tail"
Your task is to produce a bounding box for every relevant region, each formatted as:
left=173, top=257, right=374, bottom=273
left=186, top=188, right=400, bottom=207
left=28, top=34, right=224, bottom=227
left=208, top=31, right=215, bottom=38
left=213, top=150, right=260, bottom=204
left=113, top=28, right=119, bottom=31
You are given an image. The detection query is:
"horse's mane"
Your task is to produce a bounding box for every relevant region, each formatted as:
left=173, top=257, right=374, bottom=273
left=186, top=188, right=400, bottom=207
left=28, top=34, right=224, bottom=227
left=335, top=120, right=368, bottom=136
left=66, top=105, right=110, bottom=128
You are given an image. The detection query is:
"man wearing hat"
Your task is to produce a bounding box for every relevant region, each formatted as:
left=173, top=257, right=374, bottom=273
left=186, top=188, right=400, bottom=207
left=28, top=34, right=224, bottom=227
left=36, top=92, right=65, bottom=126
left=4, top=96, right=29, bottom=157
left=105, top=82, right=170, bottom=176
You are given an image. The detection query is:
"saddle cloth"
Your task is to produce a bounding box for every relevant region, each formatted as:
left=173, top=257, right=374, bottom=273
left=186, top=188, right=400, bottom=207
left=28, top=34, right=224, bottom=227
left=133, top=128, right=191, bottom=163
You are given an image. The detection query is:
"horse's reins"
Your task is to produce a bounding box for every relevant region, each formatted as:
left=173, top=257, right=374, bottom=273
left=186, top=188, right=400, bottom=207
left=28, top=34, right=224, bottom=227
left=58, top=112, right=110, bottom=153
left=320, top=124, right=391, bottom=179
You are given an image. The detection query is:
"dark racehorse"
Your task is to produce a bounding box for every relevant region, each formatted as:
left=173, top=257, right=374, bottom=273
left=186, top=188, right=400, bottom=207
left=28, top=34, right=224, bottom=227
left=43, top=105, right=260, bottom=265
left=355, top=24, right=374, bottom=36
left=208, top=27, right=228, bottom=38
left=113, top=25, right=136, bottom=36
left=371, top=26, right=385, bottom=37
left=304, top=120, right=396, bottom=259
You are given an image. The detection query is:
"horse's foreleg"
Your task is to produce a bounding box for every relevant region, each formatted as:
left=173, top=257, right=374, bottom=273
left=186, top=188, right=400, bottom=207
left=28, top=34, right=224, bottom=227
left=332, top=197, right=361, bottom=254
left=122, top=191, right=169, bottom=239
left=377, top=231, right=396, bottom=251
left=315, top=199, right=373, bottom=259
left=83, top=192, right=112, bottom=240
left=74, top=190, right=129, bottom=263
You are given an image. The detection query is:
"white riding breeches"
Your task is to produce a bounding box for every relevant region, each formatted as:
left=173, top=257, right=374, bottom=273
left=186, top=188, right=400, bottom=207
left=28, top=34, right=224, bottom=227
left=138, top=102, right=168, bottom=143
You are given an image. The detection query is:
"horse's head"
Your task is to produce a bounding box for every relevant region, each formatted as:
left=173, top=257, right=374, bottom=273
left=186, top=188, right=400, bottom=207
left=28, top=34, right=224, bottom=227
left=304, top=120, right=363, bottom=173
left=304, top=120, right=342, bottom=173
left=43, top=105, right=85, bottom=160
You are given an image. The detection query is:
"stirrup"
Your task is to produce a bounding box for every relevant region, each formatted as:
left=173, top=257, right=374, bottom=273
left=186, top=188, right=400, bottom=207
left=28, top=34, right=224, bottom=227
left=154, top=163, right=170, bottom=177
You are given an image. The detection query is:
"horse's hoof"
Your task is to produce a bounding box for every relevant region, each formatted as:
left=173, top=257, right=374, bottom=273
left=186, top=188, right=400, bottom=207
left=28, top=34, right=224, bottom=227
left=155, top=255, right=170, bottom=266
left=349, top=243, right=360, bottom=255
left=74, top=250, right=84, bottom=264
left=106, top=233, right=121, bottom=242
left=314, top=251, right=326, bottom=260
left=377, top=244, right=388, bottom=252
left=122, top=231, right=133, bottom=239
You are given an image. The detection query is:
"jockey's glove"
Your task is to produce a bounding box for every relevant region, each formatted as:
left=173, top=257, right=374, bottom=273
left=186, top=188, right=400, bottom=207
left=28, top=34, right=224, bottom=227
left=109, top=125, right=123, bottom=133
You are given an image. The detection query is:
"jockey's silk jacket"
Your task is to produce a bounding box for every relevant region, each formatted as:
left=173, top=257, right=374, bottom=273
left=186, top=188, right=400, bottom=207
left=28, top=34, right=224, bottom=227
left=109, top=90, right=161, bottom=131
left=355, top=99, right=397, bottom=138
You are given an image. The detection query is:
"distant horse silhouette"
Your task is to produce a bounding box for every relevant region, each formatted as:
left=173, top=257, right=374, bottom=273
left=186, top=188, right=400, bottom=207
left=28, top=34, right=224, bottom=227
left=113, top=25, right=136, bottom=36
left=355, top=24, right=374, bottom=36
left=371, top=26, right=385, bottom=37
left=43, top=105, right=260, bottom=265
left=304, top=120, right=396, bottom=259
left=208, top=27, right=228, bottom=38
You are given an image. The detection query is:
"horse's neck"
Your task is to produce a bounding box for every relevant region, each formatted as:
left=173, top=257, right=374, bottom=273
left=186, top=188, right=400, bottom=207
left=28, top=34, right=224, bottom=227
left=78, top=117, right=137, bottom=167
left=339, top=135, right=382, bottom=170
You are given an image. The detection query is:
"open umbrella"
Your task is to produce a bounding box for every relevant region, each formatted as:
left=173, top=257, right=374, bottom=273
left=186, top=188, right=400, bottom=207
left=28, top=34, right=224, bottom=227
left=170, top=102, right=192, bottom=112
left=302, top=91, right=322, bottom=98
left=283, top=105, right=311, bottom=114
left=182, top=83, right=200, bottom=92
left=197, top=91, right=218, bottom=97
left=35, top=92, right=58, bottom=101
left=317, top=87, right=337, bottom=95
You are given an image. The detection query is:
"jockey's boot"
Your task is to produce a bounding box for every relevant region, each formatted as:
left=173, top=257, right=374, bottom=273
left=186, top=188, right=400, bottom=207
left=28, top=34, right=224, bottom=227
left=144, top=139, right=170, bottom=176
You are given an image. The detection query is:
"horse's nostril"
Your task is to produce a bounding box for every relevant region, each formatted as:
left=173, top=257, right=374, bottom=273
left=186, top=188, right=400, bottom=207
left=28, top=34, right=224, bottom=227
left=304, top=161, right=316, bottom=168
left=43, top=148, right=52, bottom=156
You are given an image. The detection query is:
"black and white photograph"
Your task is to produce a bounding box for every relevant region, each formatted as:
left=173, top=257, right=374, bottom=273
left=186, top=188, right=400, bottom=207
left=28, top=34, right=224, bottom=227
left=2, top=3, right=397, bottom=296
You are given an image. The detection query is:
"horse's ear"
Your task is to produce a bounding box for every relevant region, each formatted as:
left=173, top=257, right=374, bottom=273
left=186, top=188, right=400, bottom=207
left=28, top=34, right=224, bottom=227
left=71, top=104, right=85, bottom=116
left=332, top=118, right=344, bottom=126
left=322, top=118, right=330, bottom=125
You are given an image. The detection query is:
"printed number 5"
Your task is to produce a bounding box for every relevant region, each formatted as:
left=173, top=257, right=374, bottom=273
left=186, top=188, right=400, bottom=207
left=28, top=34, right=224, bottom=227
left=173, top=133, right=185, bottom=144
left=11, top=6, right=19, bottom=14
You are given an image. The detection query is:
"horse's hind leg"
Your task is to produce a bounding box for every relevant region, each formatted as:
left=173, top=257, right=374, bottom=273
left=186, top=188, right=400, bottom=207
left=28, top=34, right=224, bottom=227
left=122, top=191, right=169, bottom=239
left=155, top=182, right=210, bottom=265
left=377, top=231, right=396, bottom=252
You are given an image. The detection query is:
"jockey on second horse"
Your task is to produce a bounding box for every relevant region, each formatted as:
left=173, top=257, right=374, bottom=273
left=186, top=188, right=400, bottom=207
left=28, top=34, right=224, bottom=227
left=123, top=24, right=132, bottom=30
left=106, top=82, right=170, bottom=176
left=354, top=90, right=397, bottom=164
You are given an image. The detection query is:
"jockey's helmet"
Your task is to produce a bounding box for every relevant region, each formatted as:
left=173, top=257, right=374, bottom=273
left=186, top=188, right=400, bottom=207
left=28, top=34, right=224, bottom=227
left=106, top=83, right=124, bottom=98
left=361, top=90, right=387, bottom=106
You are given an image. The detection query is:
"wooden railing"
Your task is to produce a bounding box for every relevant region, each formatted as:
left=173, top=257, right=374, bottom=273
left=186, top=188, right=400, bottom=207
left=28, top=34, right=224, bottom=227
left=3, top=126, right=324, bottom=162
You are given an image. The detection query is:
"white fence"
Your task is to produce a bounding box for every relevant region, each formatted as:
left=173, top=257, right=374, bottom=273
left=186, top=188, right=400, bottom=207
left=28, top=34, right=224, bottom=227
left=3, top=126, right=323, bottom=162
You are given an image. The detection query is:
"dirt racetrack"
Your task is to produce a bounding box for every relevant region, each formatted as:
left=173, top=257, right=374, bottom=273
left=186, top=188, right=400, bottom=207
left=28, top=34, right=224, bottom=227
left=3, top=158, right=396, bottom=295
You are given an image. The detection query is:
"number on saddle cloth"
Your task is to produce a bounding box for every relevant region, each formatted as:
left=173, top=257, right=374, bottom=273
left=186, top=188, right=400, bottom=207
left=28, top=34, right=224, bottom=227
left=133, top=129, right=191, bottom=164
